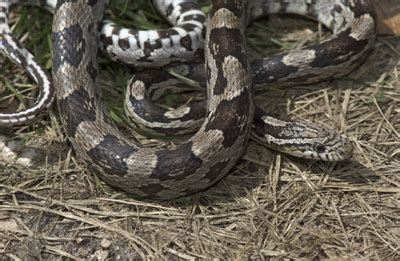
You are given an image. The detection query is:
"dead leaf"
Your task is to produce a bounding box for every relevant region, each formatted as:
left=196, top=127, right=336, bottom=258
left=373, top=0, right=400, bottom=36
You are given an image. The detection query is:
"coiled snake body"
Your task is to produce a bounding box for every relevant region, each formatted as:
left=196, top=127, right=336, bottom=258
left=2, top=0, right=376, bottom=199
left=123, top=0, right=375, bottom=162
left=52, top=0, right=254, bottom=199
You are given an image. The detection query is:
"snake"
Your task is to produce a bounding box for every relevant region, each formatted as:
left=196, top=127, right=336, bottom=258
left=124, top=0, right=376, bottom=161
left=2, top=0, right=375, bottom=198
left=0, top=0, right=54, bottom=126
left=0, top=0, right=205, bottom=125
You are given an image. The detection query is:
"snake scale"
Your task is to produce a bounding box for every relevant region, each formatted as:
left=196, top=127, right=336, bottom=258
left=2, top=0, right=376, bottom=199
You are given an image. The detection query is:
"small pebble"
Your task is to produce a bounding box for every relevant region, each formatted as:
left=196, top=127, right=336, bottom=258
left=94, top=250, right=109, bottom=260
left=101, top=238, right=112, bottom=249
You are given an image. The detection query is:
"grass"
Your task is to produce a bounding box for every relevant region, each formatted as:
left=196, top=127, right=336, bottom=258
left=0, top=0, right=399, bottom=259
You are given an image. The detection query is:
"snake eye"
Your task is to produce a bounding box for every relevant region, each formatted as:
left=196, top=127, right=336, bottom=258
left=315, top=144, right=326, bottom=153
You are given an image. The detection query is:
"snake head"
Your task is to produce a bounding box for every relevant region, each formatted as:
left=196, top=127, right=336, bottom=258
left=311, top=132, right=354, bottom=161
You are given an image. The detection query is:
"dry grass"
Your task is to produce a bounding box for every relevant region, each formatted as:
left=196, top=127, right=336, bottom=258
left=0, top=1, right=399, bottom=260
